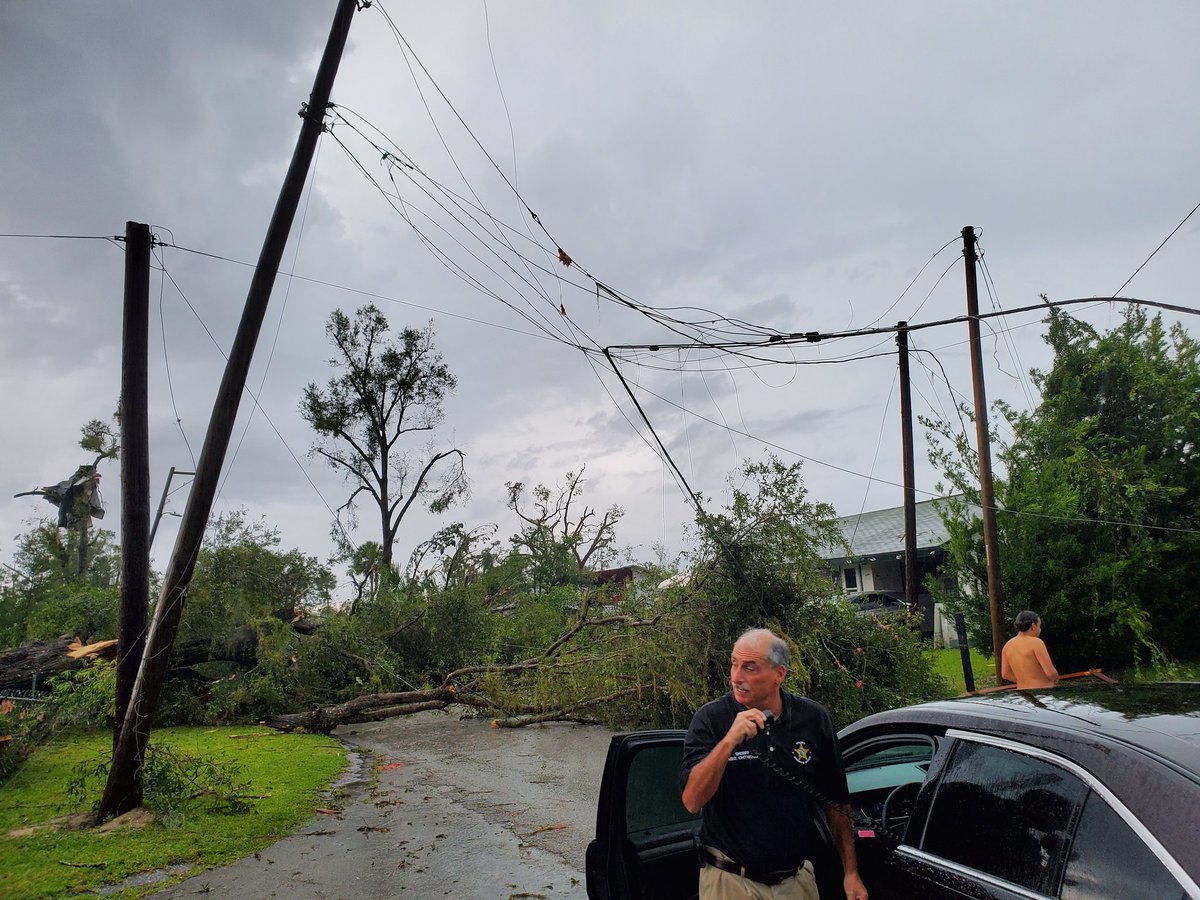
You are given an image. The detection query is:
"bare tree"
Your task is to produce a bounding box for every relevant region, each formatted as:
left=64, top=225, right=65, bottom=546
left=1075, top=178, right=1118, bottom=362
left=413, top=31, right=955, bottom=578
left=506, top=469, right=622, bottom=588
left=302, top=306, right=466, bottom=573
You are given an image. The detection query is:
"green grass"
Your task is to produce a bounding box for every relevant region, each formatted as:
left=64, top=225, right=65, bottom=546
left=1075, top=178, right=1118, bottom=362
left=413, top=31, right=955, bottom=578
left=1117, top=659, right=1200, bottom=682
left=926, top=647, right=996, bottom=695
left=0, top=726, right=346, bottom=898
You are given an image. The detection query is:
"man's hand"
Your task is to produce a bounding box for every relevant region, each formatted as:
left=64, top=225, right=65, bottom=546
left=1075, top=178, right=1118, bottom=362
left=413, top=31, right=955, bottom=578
left=844, top=871, right=868, bottom=900
left=682, top=709, right=770, bottom=813
left=725, top=707, right=768, bottom=745
left=827, top=805, right=868, bottom=900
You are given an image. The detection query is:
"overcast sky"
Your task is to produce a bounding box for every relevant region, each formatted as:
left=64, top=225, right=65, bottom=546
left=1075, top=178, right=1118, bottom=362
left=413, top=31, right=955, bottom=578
left=2, top=2, right=1198, bottom=596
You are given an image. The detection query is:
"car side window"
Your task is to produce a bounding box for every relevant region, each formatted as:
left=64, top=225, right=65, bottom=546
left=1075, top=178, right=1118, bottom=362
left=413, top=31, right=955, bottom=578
left=625, top=745, right=699, bottom=837
left=842, top=738, right=936, bottom=838
left=1060, top=791, right=1186, bottom=900
left=918, top=740, right=1087, bottom=895
left=845, top=741, right=934, bottom=797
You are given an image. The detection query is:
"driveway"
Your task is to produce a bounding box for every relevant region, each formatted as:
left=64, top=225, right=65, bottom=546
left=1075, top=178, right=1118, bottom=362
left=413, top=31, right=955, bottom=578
left=153, top=712, right=614, bottom=900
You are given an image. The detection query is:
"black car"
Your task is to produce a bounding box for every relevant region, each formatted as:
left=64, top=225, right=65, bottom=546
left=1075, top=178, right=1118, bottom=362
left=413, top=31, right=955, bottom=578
left=585, top=682, right=1200, bottom=899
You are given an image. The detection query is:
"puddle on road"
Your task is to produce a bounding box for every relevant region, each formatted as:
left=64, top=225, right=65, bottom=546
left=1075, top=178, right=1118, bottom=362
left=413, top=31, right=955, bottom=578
left=93, top=863, right=192, bottom=895
left=330, top=745, right=374, bottom=791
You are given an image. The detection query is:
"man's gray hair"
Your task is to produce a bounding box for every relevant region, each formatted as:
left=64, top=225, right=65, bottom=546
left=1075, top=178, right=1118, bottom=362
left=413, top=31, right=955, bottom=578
left=737, top=628, right=789, bottom=668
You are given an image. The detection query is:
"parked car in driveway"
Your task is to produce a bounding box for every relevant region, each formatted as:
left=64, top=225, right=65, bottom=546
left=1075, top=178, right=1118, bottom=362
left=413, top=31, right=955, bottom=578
left=585, top=682, right=1200, bottom=899
left=848, top=590, right=908, bottom=619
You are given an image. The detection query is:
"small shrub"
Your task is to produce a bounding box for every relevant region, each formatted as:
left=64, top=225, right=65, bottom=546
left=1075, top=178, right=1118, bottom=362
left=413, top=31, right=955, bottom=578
left=69, top=741, right=253, bottom=820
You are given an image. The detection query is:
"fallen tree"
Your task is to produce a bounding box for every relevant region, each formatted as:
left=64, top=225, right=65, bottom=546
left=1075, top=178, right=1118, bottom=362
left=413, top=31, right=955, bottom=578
left=265, top=593, right=679, bottom=732
left=0, top=618, right=314, bottom=694
left=0, top=636, right=117, bottom=693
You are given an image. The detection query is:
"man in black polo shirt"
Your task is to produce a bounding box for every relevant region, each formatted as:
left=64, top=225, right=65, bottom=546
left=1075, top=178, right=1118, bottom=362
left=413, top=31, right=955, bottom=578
left=680, top=628, right=868, bottom=900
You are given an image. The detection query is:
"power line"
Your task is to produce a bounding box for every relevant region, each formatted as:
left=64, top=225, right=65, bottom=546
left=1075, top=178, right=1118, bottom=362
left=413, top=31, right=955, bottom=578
left=605, top=295, right=1200, bottom=354
left=0, top=232, right=122, bottom=242
left=153, top=246, right=197, bottom=467
left=847, top=367, right=898, bottom=552
left=325, top=127, right=581, bottom=347
left=977, top=244, right=1036, bottom=411
left=605, top=340, right=1200, bottom=539
left=152, top=248, right=352, bottom=548
left=861, top=236, right=960, bottom=330
left=1115, top=198, right=1200, bottom=296
left=155, top=239, right=562, bottom=344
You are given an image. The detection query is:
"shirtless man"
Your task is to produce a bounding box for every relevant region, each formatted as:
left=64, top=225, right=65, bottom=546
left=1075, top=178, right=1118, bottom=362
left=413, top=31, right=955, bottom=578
left=1001, top=610, right=1059, bottom=689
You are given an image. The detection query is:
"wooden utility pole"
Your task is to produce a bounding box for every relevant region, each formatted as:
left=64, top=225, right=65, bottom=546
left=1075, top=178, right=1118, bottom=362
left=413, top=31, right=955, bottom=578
left=962, top=226, right=1006, bottom=675
left=115, top=221, right=152, bottom=755
left=896, top=321, right=919, bottom=611
left=98, top=0, right=360, bottom=820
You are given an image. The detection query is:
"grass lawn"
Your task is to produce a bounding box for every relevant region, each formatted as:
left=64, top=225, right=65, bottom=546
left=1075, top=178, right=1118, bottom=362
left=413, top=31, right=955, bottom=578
left=0, top=726, right=346, bottom=899
left=926, top=646, right=997, bottom=694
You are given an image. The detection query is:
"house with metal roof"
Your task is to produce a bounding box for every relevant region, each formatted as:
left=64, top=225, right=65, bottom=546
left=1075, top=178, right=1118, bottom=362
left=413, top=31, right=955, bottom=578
left=818, top=496, right=980, bottom=646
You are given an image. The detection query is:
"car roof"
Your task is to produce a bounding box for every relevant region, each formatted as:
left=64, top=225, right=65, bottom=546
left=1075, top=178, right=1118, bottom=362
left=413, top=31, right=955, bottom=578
left=845, top=682, right=1200, bottom=775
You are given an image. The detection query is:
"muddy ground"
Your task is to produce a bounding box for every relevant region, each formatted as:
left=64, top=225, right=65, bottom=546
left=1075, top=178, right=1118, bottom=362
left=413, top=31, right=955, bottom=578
left=153, top=712, right=616, bottom=900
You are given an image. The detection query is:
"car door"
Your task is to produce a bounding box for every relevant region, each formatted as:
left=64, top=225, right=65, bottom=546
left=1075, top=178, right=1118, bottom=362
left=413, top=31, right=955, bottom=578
left=847, top=728, right=1198, bottom=900
left=587, top=728, right=933, bottom=900
left=585, top=730, right=700, bottom=900
left=886, top=734, right=1089, bottom=899
left=835, top=732, right=944, bottom=899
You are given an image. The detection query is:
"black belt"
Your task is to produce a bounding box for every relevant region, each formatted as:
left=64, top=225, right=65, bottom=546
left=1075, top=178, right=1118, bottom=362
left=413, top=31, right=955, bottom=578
left=702, top=850, right=798, bottom=886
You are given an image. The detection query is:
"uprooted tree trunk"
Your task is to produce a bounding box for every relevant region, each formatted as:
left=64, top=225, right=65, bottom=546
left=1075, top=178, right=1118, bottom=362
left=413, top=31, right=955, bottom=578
left=0, top=636, right=118, bottom=693
left=0, top=618, right=314, bottom=693
left=264, top=592, right=685, bottom=733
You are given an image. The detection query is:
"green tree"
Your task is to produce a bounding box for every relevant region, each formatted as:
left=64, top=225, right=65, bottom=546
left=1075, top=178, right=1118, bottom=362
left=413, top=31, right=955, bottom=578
left=156, top=512, right=335, bottom=723
left=260, top=464, right=942, bottom=734
left=688, top=456, right=943, bottom=726
left=928, top=307, right=1200, bottom=670
left=0, top=523, right=121, bottom=645
left=301, top=306, right=466, bottom=573
left=183, top=511, right=335, bottom=646
left=506, top=469, right=623, bottom=592
left=691, top=457, right=841, bottom=693
left=405, top=523, right=500, bottom=591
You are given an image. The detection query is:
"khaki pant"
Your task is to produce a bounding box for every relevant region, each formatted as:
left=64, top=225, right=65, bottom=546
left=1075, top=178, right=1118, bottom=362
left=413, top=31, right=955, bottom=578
left=699, top=847, right=819, bottom=900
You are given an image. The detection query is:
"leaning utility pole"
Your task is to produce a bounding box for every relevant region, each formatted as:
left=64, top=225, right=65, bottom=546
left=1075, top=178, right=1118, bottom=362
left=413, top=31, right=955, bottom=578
left=115, top=221, right=152, bottom=753
left=962, top=226, right=1006, bottom=675
left=98, top=0, right=361, bottom=820
left=896, top=321, right=920, bottom=612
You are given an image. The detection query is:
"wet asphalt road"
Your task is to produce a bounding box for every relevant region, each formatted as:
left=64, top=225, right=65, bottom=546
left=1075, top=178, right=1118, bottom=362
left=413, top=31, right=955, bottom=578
left=154, top=712, right=615, bottom=900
